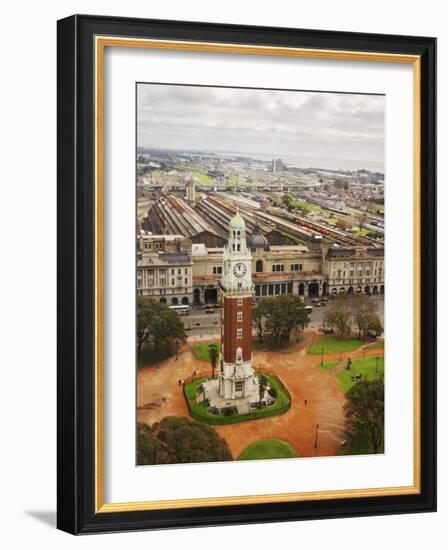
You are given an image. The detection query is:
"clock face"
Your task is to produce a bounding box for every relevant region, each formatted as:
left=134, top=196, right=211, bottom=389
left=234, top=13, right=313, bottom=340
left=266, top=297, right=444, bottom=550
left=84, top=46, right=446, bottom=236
left=233, top=262, right=247, bottom=278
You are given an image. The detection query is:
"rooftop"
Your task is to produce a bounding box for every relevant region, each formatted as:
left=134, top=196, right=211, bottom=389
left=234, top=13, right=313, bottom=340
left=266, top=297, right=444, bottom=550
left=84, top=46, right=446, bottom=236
left=229, top=208, right=246, bottom=230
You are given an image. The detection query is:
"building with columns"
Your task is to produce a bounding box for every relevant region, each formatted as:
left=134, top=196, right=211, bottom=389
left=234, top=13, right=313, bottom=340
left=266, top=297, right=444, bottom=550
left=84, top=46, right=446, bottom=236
left=136, top=232, right=385, bottom=307
left=322, top=246, right=385, bottom=296
left=136, top=234, right=193, bottom=305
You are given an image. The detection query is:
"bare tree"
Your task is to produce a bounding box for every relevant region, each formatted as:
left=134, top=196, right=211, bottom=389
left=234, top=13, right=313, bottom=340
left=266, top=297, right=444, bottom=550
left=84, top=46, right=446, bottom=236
left=351, top=295, right=376, bottom=338
left=324, top=297, right=352, bottom=336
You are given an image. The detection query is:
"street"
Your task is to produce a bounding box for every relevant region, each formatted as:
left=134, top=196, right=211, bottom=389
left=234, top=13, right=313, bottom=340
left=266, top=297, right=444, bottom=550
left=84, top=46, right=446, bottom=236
left=180, top=296, right=384, bottom=339
left=182, top=309, right=220, bottom=338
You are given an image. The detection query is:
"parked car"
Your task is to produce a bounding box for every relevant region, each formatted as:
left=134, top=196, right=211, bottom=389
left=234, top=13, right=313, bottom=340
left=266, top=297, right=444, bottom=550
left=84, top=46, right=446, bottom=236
left=322, top=327, right=334, bottom=334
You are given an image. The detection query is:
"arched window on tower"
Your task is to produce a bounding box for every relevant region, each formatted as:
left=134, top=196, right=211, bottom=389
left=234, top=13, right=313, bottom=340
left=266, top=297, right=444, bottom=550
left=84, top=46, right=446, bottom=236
left=256, top=259, right=263, bottom=273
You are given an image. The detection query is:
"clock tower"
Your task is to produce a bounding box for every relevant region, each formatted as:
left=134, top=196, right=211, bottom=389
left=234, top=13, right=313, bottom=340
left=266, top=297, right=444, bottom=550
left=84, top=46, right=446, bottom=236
left=218, top=209, right=255, bottom=399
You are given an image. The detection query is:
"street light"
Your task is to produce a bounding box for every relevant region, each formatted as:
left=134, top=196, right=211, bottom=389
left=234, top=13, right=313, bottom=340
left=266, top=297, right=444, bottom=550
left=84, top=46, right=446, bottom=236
left=314, top=424, right=320, bottom=449
left=320, top=347, right=324, bottom=366
left=375, top=355, right=379, bottom=374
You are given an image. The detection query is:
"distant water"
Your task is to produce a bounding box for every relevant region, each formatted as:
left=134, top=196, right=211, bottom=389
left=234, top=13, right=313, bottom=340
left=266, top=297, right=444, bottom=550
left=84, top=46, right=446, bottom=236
left=218, top=151, right=384, bottom=174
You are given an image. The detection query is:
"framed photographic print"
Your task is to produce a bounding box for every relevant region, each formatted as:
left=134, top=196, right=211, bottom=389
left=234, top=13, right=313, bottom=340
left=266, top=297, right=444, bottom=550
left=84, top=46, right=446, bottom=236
left=57, top=14, right=436, bottom=534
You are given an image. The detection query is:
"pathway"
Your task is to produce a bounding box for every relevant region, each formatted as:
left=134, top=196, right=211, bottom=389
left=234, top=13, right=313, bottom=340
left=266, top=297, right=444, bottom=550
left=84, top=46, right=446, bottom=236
left=137, top=333, right=384, bottom=459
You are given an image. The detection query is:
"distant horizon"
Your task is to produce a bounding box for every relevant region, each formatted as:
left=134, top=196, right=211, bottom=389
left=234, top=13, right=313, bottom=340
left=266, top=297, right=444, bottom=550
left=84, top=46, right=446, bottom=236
left=137, top=84, right=385, bottom=174
left=137, top=146, right=384, bottom=174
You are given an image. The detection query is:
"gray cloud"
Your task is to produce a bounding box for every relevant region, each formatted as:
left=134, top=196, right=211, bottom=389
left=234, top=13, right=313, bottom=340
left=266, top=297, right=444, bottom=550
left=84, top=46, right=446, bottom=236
left=137, top=84, right=384, bottom=170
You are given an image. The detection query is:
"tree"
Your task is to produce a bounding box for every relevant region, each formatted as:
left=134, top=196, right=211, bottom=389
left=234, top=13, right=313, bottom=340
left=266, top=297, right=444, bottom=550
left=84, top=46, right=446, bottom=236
left=252, top=299, right=269, bottom=342
left=358, top=212, right=368, bottom=231
left=365, top=314, right=383, bottom=337
left=137, top=417, right=232, bottom=465
left=281, top=193, right=294, bottom=209
left=351, top=295, right=376, bottom=338
left=336, top=218, right=352, bottom=231
left=298, top=204, right=312, bottom=215
left=344, top=379, right=384, bottom=454
left=334, top=178, right=349, bottom=191
left=258, top=374, right=268, bottom=406
left=137, top=297, right=161, bottom=353
left=254, top=295, right=310, bottom=345
left=324, top=297, right=352, bottom=336
left=208, top=343, right=220, bottom=379
left=137, top=297, right=187, bottom=354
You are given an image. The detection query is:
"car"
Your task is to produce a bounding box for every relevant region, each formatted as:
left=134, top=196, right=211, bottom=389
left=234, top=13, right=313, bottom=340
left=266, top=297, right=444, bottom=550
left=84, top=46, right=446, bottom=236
left=322, top=327, right=334, bottom=334
left=321, top=296, right=328, bottom=302
left=320, top=301, right=327, bottom=307
left=315, top=302, right=322, bottom=307
left=205, top=309, right=215, bottom=314
left=311, top=297, right=319, bottom=303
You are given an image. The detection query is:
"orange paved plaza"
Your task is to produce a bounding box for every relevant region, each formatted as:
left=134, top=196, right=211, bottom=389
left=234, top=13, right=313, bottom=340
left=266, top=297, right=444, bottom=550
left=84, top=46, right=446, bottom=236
left=137, top=332, right=384, bottom=459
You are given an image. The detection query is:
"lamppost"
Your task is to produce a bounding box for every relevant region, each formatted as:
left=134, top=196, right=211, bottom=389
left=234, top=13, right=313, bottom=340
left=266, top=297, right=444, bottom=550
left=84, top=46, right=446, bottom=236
left=175, top=339, right=179, bottom=360
left=375, top=355, right=379, bottom=374
left=320, top=347, right=324, bottom=366
left=314, top=424, right=320, bottom=449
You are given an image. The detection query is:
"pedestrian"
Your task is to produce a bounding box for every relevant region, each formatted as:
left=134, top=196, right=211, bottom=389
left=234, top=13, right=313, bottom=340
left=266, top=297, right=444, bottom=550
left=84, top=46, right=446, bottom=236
left=346, top=357, right=352, bottom=370
left=304, top=399, right=307, bottom=406
left=178, top=379, right=181, bottom=386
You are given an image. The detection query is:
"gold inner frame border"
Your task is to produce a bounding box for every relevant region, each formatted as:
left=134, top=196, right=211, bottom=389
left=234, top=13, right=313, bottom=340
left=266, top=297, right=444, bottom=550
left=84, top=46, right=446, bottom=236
left=94, top=35, right=421, bottom=514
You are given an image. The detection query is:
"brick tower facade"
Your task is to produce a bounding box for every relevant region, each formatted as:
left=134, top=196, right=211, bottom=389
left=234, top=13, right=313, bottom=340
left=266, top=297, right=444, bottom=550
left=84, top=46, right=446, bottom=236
left=218, top=210, right=255, bottom=399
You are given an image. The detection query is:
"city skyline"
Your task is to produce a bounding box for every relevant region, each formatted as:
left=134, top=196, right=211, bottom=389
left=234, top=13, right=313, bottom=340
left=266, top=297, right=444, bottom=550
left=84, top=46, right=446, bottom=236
left=137, top=84, right=385, bottom=172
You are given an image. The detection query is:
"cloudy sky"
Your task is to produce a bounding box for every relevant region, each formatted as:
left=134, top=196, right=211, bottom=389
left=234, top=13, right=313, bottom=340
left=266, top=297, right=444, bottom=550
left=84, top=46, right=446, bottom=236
left=137, top=84, right=384, bottom=170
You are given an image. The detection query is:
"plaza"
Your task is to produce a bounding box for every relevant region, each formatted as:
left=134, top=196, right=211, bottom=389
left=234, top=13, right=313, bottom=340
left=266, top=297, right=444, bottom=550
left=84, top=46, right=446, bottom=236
left=137, top=331, right=384, bottom=459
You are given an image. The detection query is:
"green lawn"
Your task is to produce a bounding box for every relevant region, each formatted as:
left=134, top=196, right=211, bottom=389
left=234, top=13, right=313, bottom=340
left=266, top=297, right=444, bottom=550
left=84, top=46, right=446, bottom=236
left=226, top=175, right=246, bottom=186
left=308, top=336, right=364, bottom=355
left=192, top=342, right=219, bottom=362
left=184, top=373, right=291, bottom=425
left=191, top=170, right=215, bottom=185
left=183, top=376, right=209, bottom=400
left=336, top=355, right=384, bottom=393
left=291, top=199, right=320, bottom=213
left=338, top=430, right=382, bottom=455
left=238, top=439, right=297, bottom=461
left=319, top=360, right=340, bottom=372
left=365, top=340, right=384, bottom=350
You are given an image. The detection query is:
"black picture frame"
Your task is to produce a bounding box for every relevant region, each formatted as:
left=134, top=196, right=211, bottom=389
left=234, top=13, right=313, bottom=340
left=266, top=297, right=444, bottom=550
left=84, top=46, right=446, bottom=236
left=57, top=14, right=436, bottom=534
